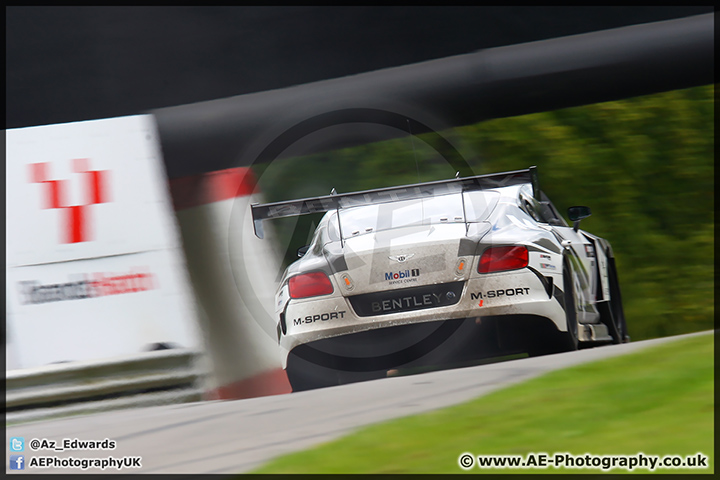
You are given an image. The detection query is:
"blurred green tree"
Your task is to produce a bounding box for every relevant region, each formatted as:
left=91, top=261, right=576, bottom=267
left=254, top=84, right=713, bottom=341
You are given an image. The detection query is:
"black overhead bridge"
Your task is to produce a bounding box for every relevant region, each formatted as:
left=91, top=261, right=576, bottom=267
left=6, top=9, right=713, bottom=179
left=151, top=13, right=713, bottom=179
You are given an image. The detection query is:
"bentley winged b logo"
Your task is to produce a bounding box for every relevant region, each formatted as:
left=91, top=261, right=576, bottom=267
left=388, top=254, right=415, bottom=263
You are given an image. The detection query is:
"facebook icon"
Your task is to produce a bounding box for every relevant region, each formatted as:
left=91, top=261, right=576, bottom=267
left=10, top=455, right=24, bottom=470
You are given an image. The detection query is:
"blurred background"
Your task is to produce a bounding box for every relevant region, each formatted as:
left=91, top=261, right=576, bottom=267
left=255, top=84, right=714, bottom=342
left=5, top=6, right=713, bottom=408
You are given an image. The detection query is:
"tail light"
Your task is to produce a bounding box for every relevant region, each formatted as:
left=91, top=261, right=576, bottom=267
left=478, top=246, right=528, bottom=273
left=289, top=271, right=334, bottom=298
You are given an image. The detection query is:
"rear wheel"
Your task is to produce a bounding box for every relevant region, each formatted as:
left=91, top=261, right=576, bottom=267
left=560, top=260, right=579, bottom=351
left=528, top=260, right=578, bottom=356
left=285, top=355, right=341, bottom=392
left=607, top=253, right=629, bottom=343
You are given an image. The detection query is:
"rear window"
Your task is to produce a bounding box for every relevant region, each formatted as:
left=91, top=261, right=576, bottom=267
left=328, top=191, right=499, bottom=239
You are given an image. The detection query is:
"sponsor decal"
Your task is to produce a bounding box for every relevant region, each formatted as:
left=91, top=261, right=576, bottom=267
left=17, top=269, right=156, bottom=305
left=276, top=287, right=288, bottom=308
left=292, top=310, right=346, bottom=325
left=389, top=253, right=415, bottom=263
left=539, top=254, right=552, bottom=260
left=540, top=263, right=557, bottom=271
left=385, top=269, right=420, bottom=285
left=471, top=287, right=530, bottom=300
left=585, top=244, right=595, bottom=258
left=385, top=269, right=420, bottom=280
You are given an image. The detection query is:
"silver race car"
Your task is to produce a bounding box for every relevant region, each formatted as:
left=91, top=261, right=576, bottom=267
left=252, top=167, right=628, bottom=390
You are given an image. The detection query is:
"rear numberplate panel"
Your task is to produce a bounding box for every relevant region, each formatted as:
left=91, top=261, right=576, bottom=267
left=348, top=281, right=464, bottom=317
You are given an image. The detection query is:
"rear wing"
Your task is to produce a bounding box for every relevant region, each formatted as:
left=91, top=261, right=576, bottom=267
left=251, top=166, right=539, bottom=238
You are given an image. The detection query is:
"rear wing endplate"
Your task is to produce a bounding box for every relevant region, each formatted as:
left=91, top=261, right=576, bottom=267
left=251, top=166, right=538, bottom=238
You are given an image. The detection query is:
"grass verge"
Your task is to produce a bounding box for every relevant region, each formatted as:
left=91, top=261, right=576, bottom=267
left=252, top=333, right=714, bottom=474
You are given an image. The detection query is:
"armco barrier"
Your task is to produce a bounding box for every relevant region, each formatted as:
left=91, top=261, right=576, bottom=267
left=6, top=349, right=205, bottom=425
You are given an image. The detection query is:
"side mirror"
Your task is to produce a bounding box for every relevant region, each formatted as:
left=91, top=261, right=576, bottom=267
left=297, top=245, right=310, bottom=258
left=567, top=206, right=591, bottom=232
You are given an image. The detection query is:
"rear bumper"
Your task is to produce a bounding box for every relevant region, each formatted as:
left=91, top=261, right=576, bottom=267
left=284, top=315, right=565, bottom=389
left=279, top=268, right=567, bottom=368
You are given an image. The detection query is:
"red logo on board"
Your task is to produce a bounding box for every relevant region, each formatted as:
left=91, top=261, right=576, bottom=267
left=29, top=159, right=111, bottom=243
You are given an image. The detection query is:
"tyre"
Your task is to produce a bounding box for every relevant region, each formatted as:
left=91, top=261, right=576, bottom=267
left=560, top=259, right=579, bottom=351
left=607, top=253, right=629, bottom=343
left=527, top=260, right=579, bottom=356
left=285, top=354, right=340, bottom=392
left=285, top=345, right=387, bottom=392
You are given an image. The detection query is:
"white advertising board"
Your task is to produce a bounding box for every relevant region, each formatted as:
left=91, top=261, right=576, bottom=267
left=6, top=115, right=202, bottom=369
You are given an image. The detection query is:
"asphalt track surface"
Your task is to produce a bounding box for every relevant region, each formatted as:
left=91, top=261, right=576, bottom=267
left=5, top=331, right=711, bottom=474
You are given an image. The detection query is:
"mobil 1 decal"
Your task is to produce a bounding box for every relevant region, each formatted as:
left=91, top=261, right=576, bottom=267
left=385, top=268, right=420, bottom=285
